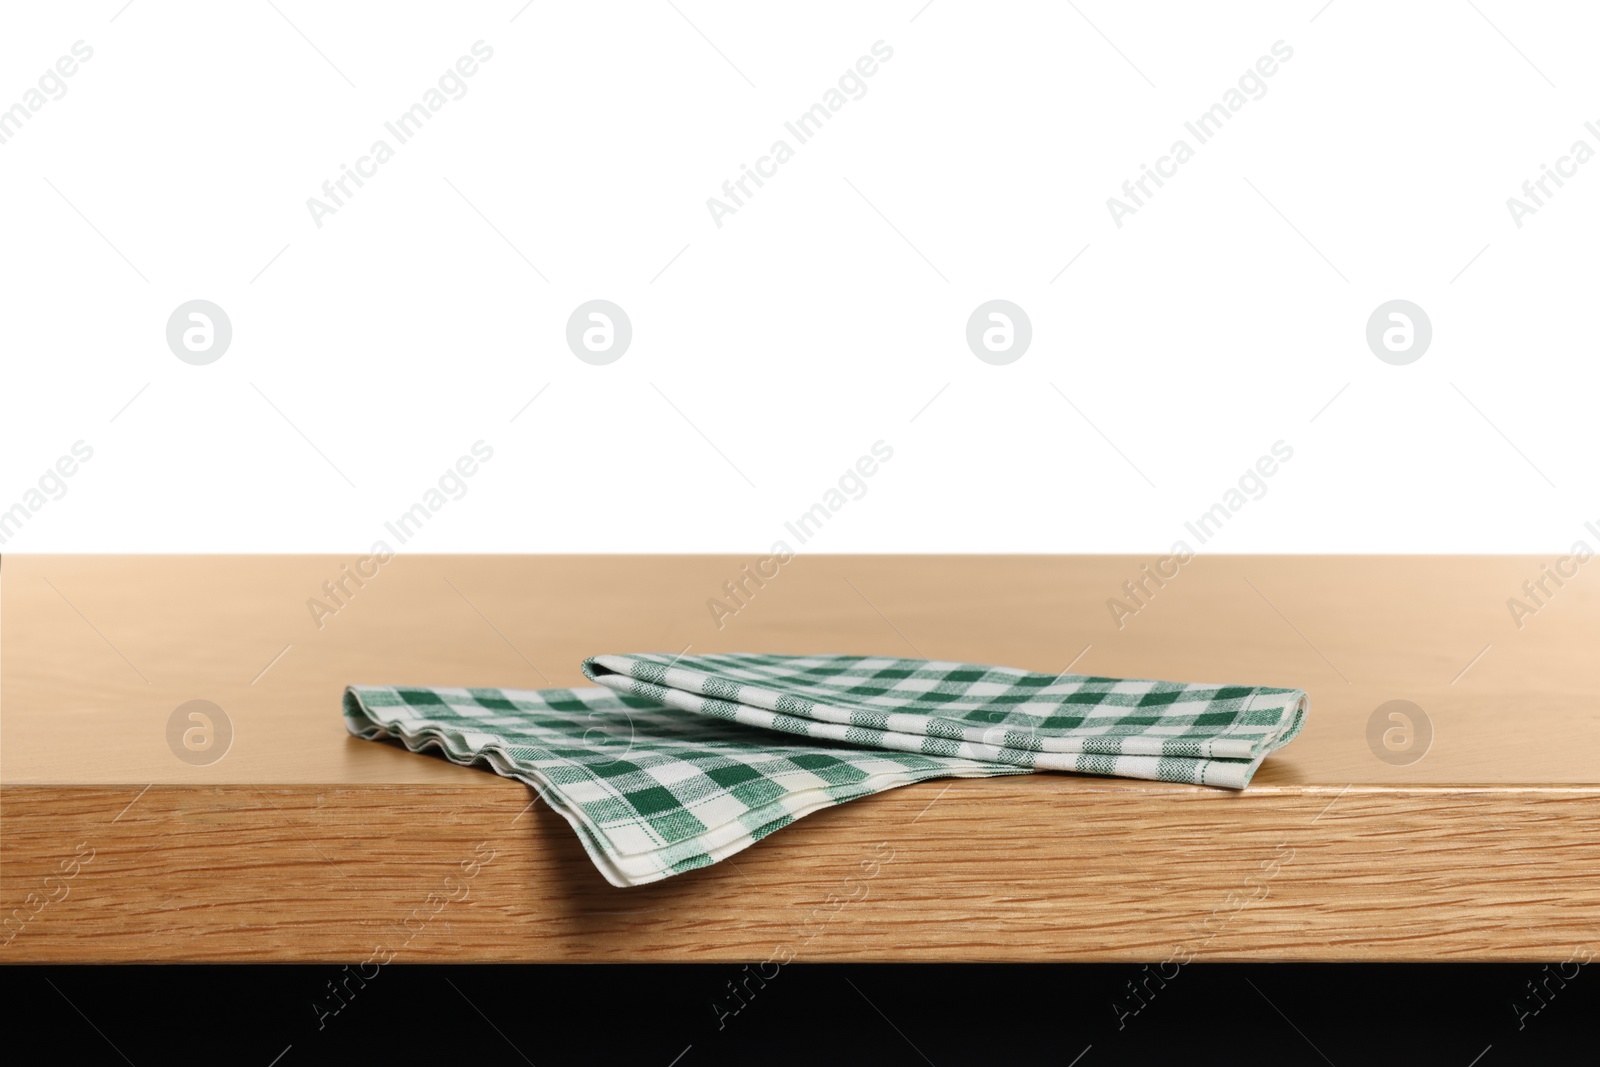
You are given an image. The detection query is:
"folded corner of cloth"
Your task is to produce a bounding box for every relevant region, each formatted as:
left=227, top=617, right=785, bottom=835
left=345, top=653, right=1307, bottom=887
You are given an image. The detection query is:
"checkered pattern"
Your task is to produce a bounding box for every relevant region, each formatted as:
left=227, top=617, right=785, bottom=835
left=343, top=683, right=1024, bottom=887
left=584, top=653, right=1306, bottom=789
left=346, top=654, right=1306, bottom=887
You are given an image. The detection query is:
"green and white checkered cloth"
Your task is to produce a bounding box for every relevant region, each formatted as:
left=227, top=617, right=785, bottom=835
left=344, top=653, right=1306, bottom=887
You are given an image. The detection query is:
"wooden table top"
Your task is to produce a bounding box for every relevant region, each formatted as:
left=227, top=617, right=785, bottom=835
left=4, top=554, right=1597, bottom=963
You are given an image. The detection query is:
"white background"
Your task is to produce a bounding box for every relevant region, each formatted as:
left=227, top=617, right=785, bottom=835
left=1, top=1, right=1595, bottom=554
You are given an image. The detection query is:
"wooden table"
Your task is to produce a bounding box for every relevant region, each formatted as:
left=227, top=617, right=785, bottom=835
left=3, top=555, right=1596, bottom=963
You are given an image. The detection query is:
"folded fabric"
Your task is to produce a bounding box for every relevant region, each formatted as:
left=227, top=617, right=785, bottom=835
left=343, top=682, right=1024, bottom=887
left=584, top=653, right=1307, bottom=789
left=344, top=653, right=1307, bottom=887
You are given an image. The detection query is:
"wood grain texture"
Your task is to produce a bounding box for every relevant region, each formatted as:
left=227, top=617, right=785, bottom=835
left=3, top=554, right=1598, bottom=962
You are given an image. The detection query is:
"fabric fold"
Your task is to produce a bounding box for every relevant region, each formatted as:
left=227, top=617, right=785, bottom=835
left=345, top=653, right=1307, bottom=887
left=342, top=683, right=1024, bottom=887
left=581, top=653, right=1307, bottom=790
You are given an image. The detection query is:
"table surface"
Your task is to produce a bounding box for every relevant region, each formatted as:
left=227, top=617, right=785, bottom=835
left=4, top=554, right=1597, bottom=963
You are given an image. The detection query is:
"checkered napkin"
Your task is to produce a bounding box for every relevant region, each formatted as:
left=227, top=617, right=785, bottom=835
left=344, top=654, right=1306, bottom=887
